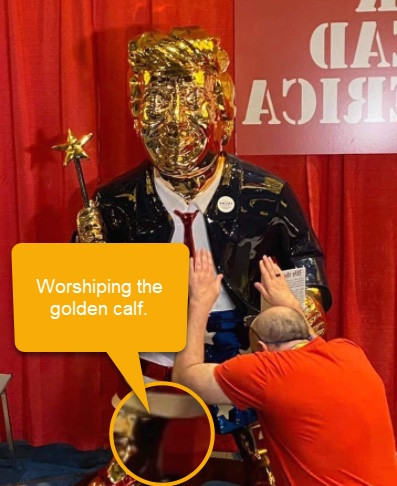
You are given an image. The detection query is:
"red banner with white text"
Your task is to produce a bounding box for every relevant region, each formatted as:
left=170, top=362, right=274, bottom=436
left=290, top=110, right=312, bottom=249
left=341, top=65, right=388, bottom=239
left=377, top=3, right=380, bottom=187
left=235, top=0, right=397, bottom=154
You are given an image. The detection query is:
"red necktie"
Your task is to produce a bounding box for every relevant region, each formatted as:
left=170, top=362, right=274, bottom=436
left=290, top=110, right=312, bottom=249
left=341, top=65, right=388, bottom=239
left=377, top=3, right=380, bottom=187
left=174, top=210, right=199, bottom=257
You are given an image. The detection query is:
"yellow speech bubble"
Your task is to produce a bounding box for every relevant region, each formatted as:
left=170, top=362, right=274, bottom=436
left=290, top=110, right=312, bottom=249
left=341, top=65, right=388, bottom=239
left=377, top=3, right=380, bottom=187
left=12, top=243, right=189, bottom=410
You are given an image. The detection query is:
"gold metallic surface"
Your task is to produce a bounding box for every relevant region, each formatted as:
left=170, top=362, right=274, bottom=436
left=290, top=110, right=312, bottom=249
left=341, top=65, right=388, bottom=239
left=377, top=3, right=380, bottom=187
left=234, top=424, right=276, bottom=486
left=159, top=153, right=222, bottom=202
left=263, top=177, right=284, bottom=195
left=52, top=129, right=93, bottom=166
left=115, top=192, right=136, bottom=203
left=304, top=289, right=327, bottom=336
left=220, top=154, right=233, bottom=186
left=127, top=27, right=235, bottom=191
left=145, top=171, right=155, bottom=195
left=77, top=200, right=107, bottom=243
left=107, top=459, right=129, bottom=484
left=242, top=177, right=284, bottom=196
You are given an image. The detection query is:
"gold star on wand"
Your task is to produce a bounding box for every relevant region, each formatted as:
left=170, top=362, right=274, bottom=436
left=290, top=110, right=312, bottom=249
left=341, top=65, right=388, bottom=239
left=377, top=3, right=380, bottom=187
left=52, top=128, right=93, bottom=166
left=52, top=129, right=94, bottom=208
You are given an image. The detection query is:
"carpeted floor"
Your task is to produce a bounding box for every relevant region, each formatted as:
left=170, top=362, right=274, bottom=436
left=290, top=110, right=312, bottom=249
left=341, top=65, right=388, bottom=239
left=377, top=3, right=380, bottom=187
left=0, top=441, right=112, bottom=486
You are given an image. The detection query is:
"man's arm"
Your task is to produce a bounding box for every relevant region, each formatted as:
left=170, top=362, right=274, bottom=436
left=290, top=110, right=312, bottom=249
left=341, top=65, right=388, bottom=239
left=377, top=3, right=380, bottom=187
left=76, top=200, right=107, bottom=243
left=173, top=250, right=317, bottom=404
left=277, top=182, right=332, bottom=311
left=275, top=182, right=331, bottom=336
left=172, top=250, right=232, bottom=405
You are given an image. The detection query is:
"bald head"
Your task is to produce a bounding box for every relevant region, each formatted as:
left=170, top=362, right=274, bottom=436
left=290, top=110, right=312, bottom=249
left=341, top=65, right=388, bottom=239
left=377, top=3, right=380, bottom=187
left=252, top=306, right=311, bottom=348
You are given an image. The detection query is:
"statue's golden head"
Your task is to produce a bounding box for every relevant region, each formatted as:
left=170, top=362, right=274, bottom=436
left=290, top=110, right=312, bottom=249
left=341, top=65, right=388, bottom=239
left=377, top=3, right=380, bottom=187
left=128, top=27, right=235, bottom=178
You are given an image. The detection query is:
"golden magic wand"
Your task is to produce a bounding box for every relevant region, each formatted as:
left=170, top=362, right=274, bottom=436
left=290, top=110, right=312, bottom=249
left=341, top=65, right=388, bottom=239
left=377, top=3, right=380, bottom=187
left=52, top=129, right=93, bottom=208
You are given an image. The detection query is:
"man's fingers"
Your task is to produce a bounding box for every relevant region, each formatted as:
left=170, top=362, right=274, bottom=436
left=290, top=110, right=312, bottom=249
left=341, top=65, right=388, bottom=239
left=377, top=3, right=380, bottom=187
left=254, top=281, right=269, bottom=300
left=193, top=248, right=218, bottom=280
left=200, top=248, right=216, bottom=275
left=264, top=255, right=278, bottom=278
left=195, top=249, right=203, bottom=272
left=208, top=251, right=216, bottom=272
left=260, top=255, right=284, bottom=280
left=203, top=248, right=210, bottom=273
left=189, top=256, right=194, bottom=274
left=259, top=259, right=272, bottom=282
left=268, top=256, right=283, bottom=277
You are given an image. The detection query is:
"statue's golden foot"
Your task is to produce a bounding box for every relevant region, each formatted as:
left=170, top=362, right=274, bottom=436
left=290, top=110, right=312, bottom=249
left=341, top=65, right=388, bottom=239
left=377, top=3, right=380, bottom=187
left=88, top=458, right=137, bottom=486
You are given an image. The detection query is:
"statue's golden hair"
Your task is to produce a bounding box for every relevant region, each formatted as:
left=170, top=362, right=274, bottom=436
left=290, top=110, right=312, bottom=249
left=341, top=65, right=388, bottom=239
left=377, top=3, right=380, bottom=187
left=128, top=27, right=236, bottom=129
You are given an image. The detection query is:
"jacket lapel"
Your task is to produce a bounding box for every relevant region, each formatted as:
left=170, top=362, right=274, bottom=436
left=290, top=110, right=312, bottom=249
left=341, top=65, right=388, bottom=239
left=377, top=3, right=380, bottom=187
left=134, top=162, right=174, bottom=242
left=205, top=155, right=242, bottom=265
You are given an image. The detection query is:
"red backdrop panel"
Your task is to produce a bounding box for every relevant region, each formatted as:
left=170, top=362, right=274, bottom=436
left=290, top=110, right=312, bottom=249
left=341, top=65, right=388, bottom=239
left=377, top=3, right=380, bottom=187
left=0, top=0, right=396, bottom=450
left=235, top=0, right=397, bottom=154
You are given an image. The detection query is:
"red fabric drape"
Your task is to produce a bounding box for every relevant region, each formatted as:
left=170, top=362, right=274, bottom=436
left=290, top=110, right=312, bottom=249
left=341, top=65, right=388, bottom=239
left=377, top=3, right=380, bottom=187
left=1, top=0, right=396, bottom=450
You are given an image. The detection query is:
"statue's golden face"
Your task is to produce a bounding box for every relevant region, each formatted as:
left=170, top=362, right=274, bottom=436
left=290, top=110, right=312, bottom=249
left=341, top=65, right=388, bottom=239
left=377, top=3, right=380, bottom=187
left=136, top=72, right=219, bottom=177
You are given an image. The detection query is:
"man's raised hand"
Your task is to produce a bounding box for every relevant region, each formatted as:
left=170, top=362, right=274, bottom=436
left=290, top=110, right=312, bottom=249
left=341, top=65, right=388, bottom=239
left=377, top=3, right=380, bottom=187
left=254, top=256, right=301, bottom=312
left=189, top=249, right=223, bottom=311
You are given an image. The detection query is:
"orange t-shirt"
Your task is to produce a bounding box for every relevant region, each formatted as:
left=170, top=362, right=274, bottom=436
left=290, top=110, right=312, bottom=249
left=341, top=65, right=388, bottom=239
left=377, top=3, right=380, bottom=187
left=214, top=337, right=397, bottom=486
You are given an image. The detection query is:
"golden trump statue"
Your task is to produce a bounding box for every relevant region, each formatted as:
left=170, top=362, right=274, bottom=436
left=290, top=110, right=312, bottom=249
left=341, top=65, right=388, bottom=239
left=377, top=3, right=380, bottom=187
left=72, top=27, right=332, bottom=486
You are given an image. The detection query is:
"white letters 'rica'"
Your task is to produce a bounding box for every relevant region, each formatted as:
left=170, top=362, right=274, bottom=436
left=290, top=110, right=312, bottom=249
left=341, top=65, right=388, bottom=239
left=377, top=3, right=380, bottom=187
left=242, top=77, right=397, bottom=125
left=242, top=1, right=397, bottom=125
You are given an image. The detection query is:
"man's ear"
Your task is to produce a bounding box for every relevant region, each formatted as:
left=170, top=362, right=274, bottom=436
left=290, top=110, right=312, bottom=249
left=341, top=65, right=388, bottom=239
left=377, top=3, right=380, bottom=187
left=258, top=341, right=269, bottom=352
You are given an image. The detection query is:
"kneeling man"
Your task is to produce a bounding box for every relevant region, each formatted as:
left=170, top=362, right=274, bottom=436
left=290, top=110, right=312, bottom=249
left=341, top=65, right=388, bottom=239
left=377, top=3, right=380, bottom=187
left=173, top=250, right=397, bottom=486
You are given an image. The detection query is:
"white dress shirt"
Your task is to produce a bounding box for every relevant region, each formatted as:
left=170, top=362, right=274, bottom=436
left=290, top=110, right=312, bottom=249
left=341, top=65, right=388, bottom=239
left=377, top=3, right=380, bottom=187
left=140, top=167, right=235, bottom=367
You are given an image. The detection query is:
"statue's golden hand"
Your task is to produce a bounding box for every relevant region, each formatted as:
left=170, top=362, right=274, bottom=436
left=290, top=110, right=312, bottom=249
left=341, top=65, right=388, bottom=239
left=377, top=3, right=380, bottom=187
left=304, top=288, right=327, bottom=337
left=77, top=200, right=107, bottom=243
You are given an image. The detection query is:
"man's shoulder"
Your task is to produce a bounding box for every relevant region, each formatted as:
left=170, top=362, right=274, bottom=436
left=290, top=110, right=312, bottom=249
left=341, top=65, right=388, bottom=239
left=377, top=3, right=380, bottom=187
left=216, top=349, right=283, bottom=377
left=328, top=337, right=370, bottom=356
left=326, top=337, right=362, bottom=350
left=310, top=337, right=369, bottom=364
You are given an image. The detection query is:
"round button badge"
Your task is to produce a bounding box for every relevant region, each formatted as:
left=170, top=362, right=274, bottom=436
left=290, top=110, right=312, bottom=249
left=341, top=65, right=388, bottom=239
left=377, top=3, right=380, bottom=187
left=217, top=196, right=235, bottom=213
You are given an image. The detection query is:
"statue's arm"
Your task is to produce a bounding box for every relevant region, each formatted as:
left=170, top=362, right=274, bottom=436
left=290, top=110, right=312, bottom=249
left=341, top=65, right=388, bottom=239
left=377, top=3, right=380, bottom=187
left=76, top=190, right=133, bottom=243
left=77, top=199, right=107, bottom=243
left=276, top=182, right=332, bottom=335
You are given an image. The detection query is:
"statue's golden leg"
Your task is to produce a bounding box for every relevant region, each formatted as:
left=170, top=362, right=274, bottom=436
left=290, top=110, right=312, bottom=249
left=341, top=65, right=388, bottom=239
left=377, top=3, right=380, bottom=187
left=232, top=424, right=276, bottom=486
left=86, top=458, right=136, bottom=486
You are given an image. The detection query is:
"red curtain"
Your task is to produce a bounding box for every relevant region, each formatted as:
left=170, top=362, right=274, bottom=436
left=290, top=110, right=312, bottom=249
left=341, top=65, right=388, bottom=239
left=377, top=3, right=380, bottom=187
left=1, top=0, right=396, bottom=450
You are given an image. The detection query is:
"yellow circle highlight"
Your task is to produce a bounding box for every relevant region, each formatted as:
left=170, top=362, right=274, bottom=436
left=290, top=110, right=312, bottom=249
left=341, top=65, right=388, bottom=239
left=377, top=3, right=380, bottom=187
left=109, top=381, right=215, bottom=486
